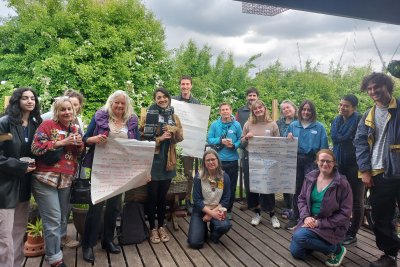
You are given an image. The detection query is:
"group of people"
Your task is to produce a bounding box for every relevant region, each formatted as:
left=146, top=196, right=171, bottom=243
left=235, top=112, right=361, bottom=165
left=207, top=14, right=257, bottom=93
left=0, top=72, right=399, bottom=267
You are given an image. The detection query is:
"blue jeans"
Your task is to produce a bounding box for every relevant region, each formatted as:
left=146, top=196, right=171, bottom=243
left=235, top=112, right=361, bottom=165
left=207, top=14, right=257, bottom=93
left=290, top=227, right=338, bottom=259
left=32, top=179, right=70, bottom=265
left=187, top=210, right=231, bottom=249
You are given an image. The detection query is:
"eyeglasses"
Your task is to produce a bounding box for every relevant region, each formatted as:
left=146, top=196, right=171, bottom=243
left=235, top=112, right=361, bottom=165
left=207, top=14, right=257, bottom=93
left=205, top=158, right=217, bottom=163
left=319, top=159, right=334, bottom=164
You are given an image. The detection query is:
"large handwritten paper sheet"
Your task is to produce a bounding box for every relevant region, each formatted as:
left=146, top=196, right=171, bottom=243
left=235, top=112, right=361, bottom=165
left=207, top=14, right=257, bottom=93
left=248, top=136, right=298, bottom=194
left=171, top=99, right=211, bottom=158
left=91, top=138, right=155, bottom=204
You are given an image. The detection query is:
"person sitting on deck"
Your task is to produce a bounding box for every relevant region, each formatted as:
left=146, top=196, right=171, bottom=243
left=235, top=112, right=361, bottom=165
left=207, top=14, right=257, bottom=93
left=290, top=149, right=352, bottom=267
left=187, top=149, right=231, bottom=248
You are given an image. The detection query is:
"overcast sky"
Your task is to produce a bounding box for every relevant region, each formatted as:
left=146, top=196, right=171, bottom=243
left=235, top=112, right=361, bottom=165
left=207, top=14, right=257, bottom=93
left=2, top=0, right=400, bottom=73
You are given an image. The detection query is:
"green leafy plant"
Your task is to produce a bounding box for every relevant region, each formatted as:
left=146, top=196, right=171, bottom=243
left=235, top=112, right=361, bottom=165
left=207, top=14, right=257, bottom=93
left=73, top=203, right=89, bottom=209
left=26, top=218, right=43, bottom=238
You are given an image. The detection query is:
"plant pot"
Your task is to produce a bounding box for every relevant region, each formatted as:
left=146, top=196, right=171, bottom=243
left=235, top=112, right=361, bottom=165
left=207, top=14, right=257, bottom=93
left=24, top=233, right=45, bottom=257
left=72, top=207, right=88, bottom=237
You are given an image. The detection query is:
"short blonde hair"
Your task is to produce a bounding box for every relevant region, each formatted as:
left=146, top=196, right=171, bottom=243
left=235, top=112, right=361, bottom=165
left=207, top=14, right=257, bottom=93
left=52, top=96, right=76, bottom=123
left=104, top=90, right=134, bottom=123
left=248, top=100, right=272, bottom=124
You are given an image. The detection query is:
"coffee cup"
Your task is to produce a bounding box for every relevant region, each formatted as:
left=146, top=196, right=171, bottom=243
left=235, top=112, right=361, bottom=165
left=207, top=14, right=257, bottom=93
left=218, top=207, right=227, bottom=219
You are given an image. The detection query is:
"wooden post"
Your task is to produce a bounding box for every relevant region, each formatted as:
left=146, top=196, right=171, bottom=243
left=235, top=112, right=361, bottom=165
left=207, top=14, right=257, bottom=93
left=272, top=99, right=279, bottom=121
left=4, top=96, right=10, bottom=109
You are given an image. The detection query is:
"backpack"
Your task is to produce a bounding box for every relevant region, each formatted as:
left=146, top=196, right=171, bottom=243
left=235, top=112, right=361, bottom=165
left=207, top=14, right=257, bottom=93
left=117, top=201, right=149, bottom=245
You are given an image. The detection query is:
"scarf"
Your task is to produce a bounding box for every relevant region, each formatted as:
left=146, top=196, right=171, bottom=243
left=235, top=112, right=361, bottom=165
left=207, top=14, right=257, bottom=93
left=143, top=103, right=175, bottom=141
left=331, top=112, right=360, bottom=166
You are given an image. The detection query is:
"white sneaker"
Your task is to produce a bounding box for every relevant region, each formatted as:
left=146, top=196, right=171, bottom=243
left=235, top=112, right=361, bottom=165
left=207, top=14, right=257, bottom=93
left=251, top=213, right=262, bottom=226
left=271, top=215, right=281, bottom=229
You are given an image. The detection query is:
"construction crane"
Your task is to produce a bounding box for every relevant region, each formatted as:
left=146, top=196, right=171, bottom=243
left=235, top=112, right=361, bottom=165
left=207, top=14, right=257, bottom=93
left=368, top=27, right=386, bottom=71
left=337, top=38, right=348, bottom=69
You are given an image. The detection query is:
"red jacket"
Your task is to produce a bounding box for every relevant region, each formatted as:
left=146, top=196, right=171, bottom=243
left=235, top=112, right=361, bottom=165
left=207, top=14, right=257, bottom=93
left=32, top=120, right=84, bottom=175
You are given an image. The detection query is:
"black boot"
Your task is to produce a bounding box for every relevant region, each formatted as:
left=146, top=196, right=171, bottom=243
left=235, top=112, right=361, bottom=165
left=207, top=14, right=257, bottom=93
left=82, top=247, right=94, bottom=263
left=101, top=241, right=121, bottom=254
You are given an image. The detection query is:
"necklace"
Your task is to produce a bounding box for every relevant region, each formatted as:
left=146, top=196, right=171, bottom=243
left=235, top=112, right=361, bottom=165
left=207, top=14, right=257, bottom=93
left=208, top=175, right=221, bottom=192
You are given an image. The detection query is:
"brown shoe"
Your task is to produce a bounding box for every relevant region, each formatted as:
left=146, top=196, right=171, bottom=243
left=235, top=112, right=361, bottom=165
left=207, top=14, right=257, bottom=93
left=158, top=227, right=170, bottom=243
left=62, top=236, right=80, bottom=248
left=150, top=229, right=160, bottom=244
left=239, top=204, right=248, bottom=211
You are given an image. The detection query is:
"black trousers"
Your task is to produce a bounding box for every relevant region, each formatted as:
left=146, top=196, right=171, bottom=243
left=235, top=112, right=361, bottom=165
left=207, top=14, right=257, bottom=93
left=370, top=174, right=400, bottom=256
left=292, top=154, right=316, bottom=220
left=222, top=160, right=239, bottom=213
left=146, top=179, right=172, bottom=229
left=81, top=194, right=122, bottom=248
left=339, top=164, right=365, bottom=237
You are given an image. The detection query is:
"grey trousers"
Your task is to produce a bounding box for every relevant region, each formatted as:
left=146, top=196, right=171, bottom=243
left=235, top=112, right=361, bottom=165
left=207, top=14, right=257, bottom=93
left=0, top=201, right=29, bottom=267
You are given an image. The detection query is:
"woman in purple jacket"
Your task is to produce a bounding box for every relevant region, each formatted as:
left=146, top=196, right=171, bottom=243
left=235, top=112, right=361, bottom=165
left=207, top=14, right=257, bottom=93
left=290, top=149, right=352, bottom=267
left=81, top=90, right=139, bottom=263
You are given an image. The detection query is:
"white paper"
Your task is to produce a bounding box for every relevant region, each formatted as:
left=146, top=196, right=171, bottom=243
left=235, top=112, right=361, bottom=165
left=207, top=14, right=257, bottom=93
left=248, top=136, right=298, bottom=194
left=171, top=99, right=211, bottom=158
left=91, top=138, right=155, bottom=204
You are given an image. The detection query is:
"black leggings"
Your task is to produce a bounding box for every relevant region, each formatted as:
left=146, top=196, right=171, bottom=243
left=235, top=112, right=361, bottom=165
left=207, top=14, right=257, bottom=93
left=146, top=179, right=172, bottom=229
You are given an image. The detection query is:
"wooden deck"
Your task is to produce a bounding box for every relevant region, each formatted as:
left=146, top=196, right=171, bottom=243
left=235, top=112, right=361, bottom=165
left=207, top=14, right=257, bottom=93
left=24, top=200, right=400, bottom=267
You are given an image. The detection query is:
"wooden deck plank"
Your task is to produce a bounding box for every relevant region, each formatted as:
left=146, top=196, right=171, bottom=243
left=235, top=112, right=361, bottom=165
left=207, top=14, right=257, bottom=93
left=62, top=222, right=78, bottom=267
left=173, top=219, right=212, bottom=267
left=163, top=223, right=195, bottom=267
left=24, top=199, right=396, bottom=267
left=149, top=240, right=177, bottom=267
left=235, top=205, right=324, bottom=266
left=179, top=217, right=234, bottom=267
left=122, top=245, right=144, bottom=267
left=76, top=247, right=94, bottom=267
left=137, top=240, right=161, bottom=267
left=232, top=206, right=311, bottom=267
left=24, top=255, right=44, bottom=267
left=92, top=244, right=109, bottom=267
left=230, top=213, right=299, bottom=266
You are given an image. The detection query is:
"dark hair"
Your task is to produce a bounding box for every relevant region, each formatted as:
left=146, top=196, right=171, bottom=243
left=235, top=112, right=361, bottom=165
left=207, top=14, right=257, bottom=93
left=153, top=87, right=171, bottom=103
left=298, top=100, right=317, bottom=122
left=179, top=75, right=192, bottom=84
left=341, top=94, right=358, bottom=107
left=246, top=87, right=259, bottom=97
left=5, top=87, right=42, bottom=126
left=360, top=72, right=394, bottom=95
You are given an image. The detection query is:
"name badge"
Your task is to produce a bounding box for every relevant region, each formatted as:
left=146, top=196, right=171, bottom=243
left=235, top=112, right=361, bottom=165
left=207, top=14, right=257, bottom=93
left=158, top=116, right=165, bottom=123
left=58, top=130, right=67, bottom=135
left=228, top=129, right=234, bottom=134
left=311, top=130, right=317, bottom=135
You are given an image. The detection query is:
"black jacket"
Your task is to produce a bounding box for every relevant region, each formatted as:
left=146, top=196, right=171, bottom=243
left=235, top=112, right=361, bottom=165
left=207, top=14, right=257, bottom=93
left=0, top=115, right=39, bottom=208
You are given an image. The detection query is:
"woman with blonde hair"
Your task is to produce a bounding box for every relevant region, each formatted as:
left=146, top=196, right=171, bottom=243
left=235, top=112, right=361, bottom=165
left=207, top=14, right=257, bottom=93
left=241, top=99, right=281, bottom=228
left=31, top=97, right=84, bottom=267
left=81, top=90, right=139, bottom=263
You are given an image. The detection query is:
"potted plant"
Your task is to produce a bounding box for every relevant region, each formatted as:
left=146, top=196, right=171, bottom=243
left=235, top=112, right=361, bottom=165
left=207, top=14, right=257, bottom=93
left=24, top=218, right=45, bottom=257
left=28, top=196, right=40, bottom=224
left=72, top=204, right=89, bottom=237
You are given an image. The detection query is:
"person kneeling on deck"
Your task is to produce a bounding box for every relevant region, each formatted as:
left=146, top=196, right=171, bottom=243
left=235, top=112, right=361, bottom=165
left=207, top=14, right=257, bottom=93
left=187, top=149, right=231, bottom=249
left=290, top=149, right=352, bottom=267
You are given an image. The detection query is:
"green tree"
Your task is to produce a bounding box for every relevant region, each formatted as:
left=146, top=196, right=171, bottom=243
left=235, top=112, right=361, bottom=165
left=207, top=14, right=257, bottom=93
left=0, top=0, right=169, bottom=117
